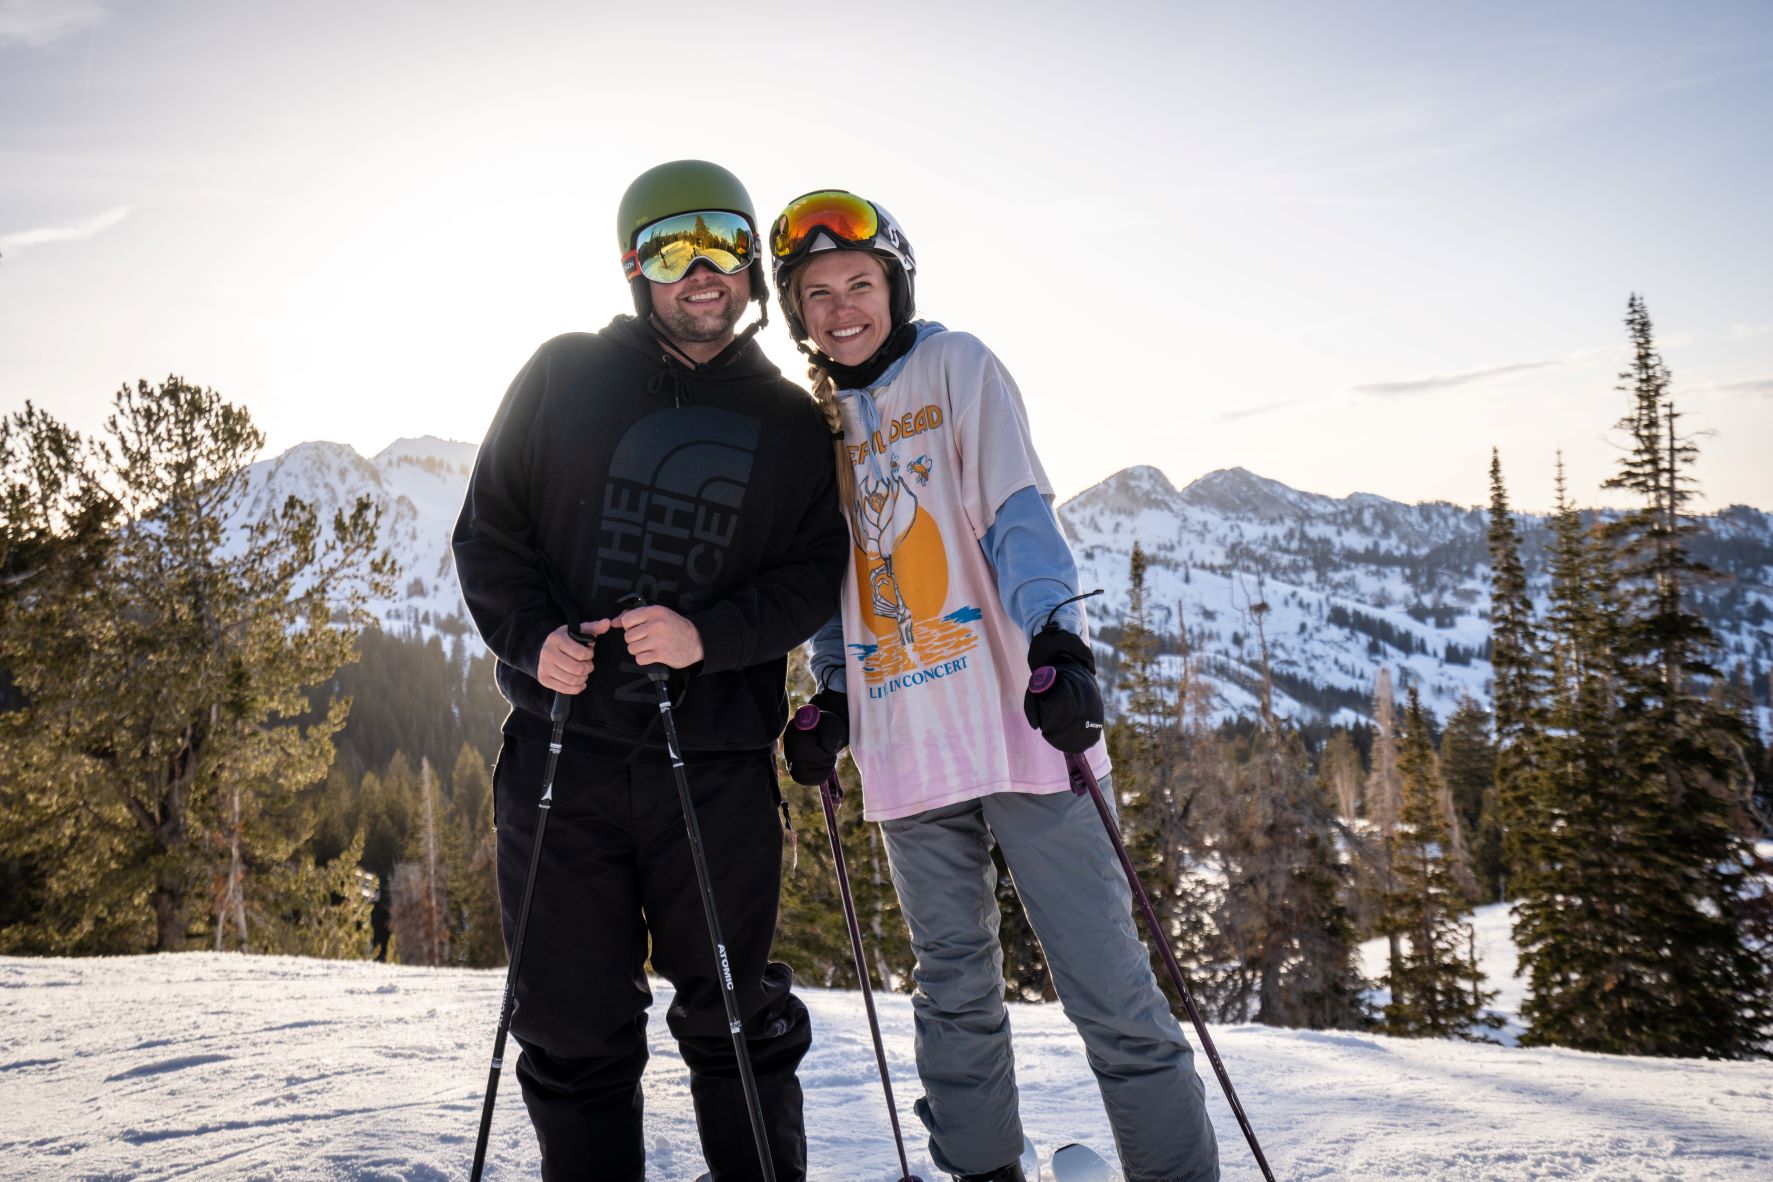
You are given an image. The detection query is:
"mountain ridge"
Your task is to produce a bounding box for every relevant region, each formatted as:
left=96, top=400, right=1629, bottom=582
left=235, top=440, right=1773, bottom=728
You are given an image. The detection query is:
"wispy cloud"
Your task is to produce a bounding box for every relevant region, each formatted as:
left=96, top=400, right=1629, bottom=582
left=0, top=0, right=105, bottom=50
left=1207, top=398, right=1305, bottom=426
left=1732, top=324, right=1772, bottom=340
left=1350, top=360, right=1558, bottom=398
left=0, top=204, right=133, bottom=255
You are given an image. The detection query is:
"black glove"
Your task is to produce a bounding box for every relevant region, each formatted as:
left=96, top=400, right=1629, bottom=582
left=1023, top=626, right=1104, bottom=753
left=783, top=689, right=849, bottom=786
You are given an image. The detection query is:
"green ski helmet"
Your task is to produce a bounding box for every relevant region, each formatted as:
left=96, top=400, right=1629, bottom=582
left=616, top=160, right=769, bottom=319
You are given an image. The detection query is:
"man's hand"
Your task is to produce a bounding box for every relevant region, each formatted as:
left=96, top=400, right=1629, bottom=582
left=537, top=621, right=609, bottom=694
left=612, top=604, right=705, bottom=669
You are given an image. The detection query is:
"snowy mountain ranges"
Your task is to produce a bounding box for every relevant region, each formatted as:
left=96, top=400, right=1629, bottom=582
left=238, top=437, right=1773, bottom=729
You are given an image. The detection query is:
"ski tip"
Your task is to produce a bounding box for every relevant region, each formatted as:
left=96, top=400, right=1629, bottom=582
left=1049, top=1142, right=1117, bottom=1182
left=1022, top=1135, right=1041, bottom=1181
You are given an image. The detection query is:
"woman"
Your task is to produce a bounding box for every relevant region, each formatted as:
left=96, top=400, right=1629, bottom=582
left=772, top=191, right=1220, bottom=1182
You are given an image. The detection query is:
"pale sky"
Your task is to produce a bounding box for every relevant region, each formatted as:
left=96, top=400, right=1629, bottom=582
left=4, top=0, right=1770, bottom=512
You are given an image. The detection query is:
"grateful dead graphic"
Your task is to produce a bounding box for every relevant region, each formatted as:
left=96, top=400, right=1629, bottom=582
left=855, top=461, right=921, bottom=646
left=849, top=454, right=978, bottom=685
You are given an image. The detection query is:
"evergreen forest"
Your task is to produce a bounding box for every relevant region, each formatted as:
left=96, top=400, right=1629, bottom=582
left=2, top=297, right=1768, bottom=1060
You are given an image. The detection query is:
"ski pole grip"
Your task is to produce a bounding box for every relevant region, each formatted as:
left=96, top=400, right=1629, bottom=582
left=545, top=626, right=595, bottom=725
left=1028, top=665, right=1057, bottom=695
left=793, top=703, right=821, bottom=732
left=612, top=593, right=670, bottom=684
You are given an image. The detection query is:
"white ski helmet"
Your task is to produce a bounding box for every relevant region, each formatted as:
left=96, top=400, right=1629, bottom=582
left=769, top=190, right=916, bottom=348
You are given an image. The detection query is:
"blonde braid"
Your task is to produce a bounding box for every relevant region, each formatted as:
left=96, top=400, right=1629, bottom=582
left=809, top=363, right=857, bottom=512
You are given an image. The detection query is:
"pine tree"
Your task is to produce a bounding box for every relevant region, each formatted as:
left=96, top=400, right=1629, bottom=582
left=1380, top=688, right=1496, bottom=1039
left=1485, top=449, right=1539, bottom=900
left=1513, top=460, right=1695, bottom=1052
left=358, top=753, right=421, bottom=959
left=254, top=830, right=374, bottom=959
left=444, top=742, right=503, bottom=968
left=1209, top=722, right=1368, bottom=1029
left=0, top=380, right=392, bottom=954
left=1104, top=543, right=1212, bottom=1013
left=1319, top=730, right=1364, bottom=825
left=1532, top=295, right=1772, bottom=1057
left=1440, top=698, right=1503, bottom=902
left=389, top=759, right=450, bottom=966
left=1111, top=542, right=1171, bottom=856
left=1119, top=543, right=1168, bottom=734
left=1366, top=670, right=1402, bottom=836
left=1361, top=669, right=1405, bottom=985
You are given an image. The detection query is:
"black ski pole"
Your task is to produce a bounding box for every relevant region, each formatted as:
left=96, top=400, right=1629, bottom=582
left=632, top=601, right=778, bottom=1182
left=1027, top=666, right=1278, bottom=1182
left=471, top=629, right=587, bottom=1182
left=791, top=706, right=924, bottom=1182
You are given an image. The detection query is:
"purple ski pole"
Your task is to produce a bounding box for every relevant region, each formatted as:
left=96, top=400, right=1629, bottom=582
left=792, top=704, right=924, bottom=1182
left=1027, top=666, right=1278, bottom=1182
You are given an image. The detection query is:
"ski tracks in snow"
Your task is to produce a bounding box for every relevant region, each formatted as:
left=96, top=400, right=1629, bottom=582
left=1, top=954, right=1770, bottom=1180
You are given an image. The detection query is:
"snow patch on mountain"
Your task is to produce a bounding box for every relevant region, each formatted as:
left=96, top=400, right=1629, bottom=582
left=228, top=435, right=477, bottom=643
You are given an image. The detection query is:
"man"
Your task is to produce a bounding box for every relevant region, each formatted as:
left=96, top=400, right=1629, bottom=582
left=453, top=160, right=847, bottom=1182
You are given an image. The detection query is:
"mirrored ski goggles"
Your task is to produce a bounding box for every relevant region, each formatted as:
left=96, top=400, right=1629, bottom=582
left=770, top=190, right=879, bottom=260
left=623, top=209, right=757, bottom=284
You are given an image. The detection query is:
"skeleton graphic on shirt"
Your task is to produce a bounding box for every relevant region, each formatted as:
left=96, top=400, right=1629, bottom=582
left=855, top=457, right=918, bottom=647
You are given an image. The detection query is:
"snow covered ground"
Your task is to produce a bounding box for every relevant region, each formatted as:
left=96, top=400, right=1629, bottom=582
left=3, top=934, right=1769, bottom=1181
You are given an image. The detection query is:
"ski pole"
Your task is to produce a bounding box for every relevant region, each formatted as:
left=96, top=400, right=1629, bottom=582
left=471, top=629, right=587, bottom=1182
left=1027, top=667, right=1278, bottom=1182
left=791, top=707, right=924, bottom=1182
left=633, top=600, right=778, bottom=1182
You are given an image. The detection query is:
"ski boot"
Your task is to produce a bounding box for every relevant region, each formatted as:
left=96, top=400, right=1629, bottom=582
left=952, top=1166, right=1026, bottom=1182
left=953, top=1135, right=1040, bottom=1181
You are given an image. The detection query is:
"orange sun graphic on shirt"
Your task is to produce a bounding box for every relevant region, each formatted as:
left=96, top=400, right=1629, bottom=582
left=853, top=506, right=949, bottom=640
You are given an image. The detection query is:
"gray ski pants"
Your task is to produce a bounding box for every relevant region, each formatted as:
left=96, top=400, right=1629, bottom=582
left=880, top=784, right=1220, bottom=1182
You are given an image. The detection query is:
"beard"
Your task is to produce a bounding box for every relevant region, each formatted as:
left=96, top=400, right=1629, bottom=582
left=652, top=284, right=746, bottom=346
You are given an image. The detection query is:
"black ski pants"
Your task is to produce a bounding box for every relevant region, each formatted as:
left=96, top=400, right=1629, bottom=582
left=493, top=737, right=809, bottom=1182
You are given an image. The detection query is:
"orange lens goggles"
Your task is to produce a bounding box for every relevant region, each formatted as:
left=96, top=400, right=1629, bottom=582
left=770, top=190, right=880, bottom=260
left=623, top=210, right=756, bottom=284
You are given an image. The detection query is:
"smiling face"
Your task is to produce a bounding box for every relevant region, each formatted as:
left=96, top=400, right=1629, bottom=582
left=648, top=260, right=751, bottom=363
left=796, top=251, right=892, bottom=367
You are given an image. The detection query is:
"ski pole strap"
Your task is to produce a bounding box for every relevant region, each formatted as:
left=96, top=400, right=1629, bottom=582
left=1039, top=587, right=1104, bottom=632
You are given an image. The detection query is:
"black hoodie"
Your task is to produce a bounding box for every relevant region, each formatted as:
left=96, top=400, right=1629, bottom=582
left=452, top=315, right=847, bottom=761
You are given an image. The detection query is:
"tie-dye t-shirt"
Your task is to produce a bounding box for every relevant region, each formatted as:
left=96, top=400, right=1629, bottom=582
left=833, top=329, right=1112, bottom=822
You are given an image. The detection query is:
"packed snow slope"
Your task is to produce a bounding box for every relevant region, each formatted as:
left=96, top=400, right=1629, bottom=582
left=233, top=440, right=1773, bottom=730
left=3, top=939, right=1769, bottom=1181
